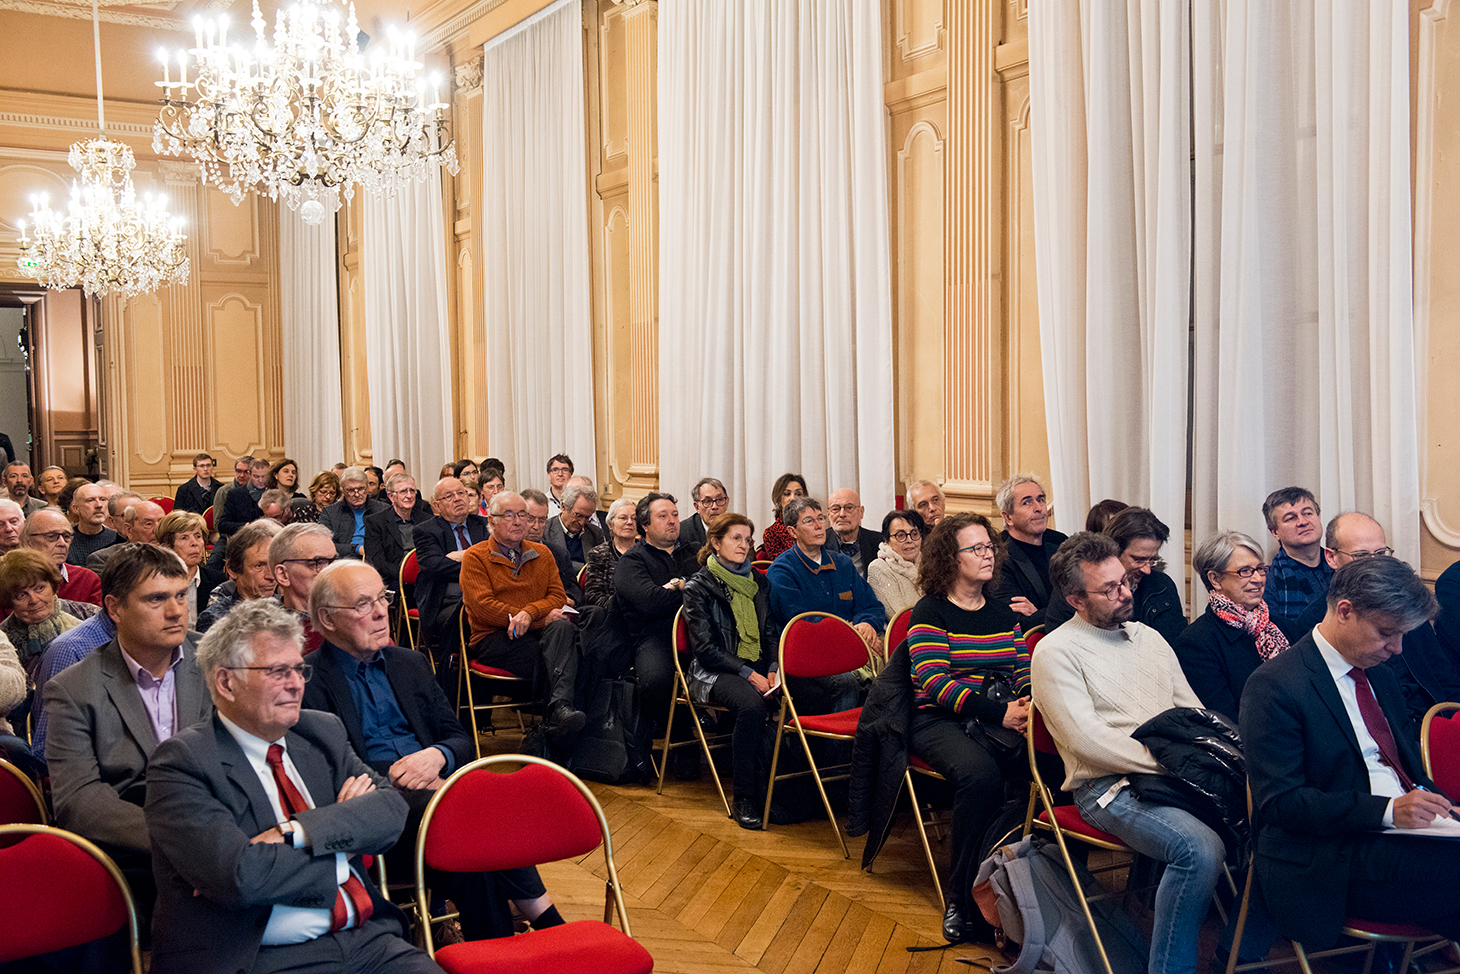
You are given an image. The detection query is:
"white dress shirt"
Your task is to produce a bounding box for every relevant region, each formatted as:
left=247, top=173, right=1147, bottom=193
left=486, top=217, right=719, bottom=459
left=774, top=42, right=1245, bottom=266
left=1311, top=627, right=1404, bottom=826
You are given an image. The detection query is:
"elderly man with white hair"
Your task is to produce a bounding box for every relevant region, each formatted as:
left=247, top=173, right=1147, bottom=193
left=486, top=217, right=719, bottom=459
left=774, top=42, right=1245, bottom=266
left=319, top=466, right=388, bottom=560
left=88, top=499, right=166, bottom=574
left=0, top=498, right=23, bottom=555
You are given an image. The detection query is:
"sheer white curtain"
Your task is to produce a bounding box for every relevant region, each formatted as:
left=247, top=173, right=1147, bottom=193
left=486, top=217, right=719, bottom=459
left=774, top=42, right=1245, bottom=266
left=1191, top=0, right=1420, bottom=572
left=658, top=0, right=894, bottom=533
left=362, top=171, right=454, bottom=480
left=1028, top=0, right=1191, bottom=577
left=277, top=206, right=345, bottom=475
left=479, top=0, right=595, bottom=491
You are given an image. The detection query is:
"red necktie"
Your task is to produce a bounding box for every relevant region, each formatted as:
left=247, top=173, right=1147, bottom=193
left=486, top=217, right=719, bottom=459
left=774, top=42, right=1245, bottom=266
left=266, top=744, right=374, bottom=931
left=455, top=524, right=470, bottom=550
left=1348, top=668, right=1416, bottom=792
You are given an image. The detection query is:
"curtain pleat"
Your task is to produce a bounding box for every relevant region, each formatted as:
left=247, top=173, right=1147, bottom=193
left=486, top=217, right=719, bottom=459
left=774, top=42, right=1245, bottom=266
left=278, top=206, right=345, bottom=477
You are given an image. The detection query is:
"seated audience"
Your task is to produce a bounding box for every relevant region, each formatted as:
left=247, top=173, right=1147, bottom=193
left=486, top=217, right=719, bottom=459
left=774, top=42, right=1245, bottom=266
left=827, top=488, right=881, bottom=577
left=0, top=629, right=26, bottom=773
left=37, top=465, right=67, bottom=508
left=460, top=491, right=585, bottom=737
left=1241, top=557, right=1460, bottom=954
left=304, top=560, right=566, bottom=939
left=156, top=510, right=223, bottom=627
left=44, top=545, right=209, bottom=946
left=267, top=457, right=307, bottom=500
left=477, top=462, right=505, bottom=517
left=294, top=470, right=340, bottom=524
left=384, top=459, right=407, bottom=479
left=452, top=458, right=480, bottom=489
left=144, top=599, right=435, bottom=974
left=89, top=499, right=167, bottom=573
left=412, top=477, right=489, bottom=650
left=363, top=473, right=431, bottom=584
left=990, top=473, right=1067, bottom=627
left=0, top=498, right=23, bottom=554
left=23, top=506, right=101, bottom=605
left=4, top=461, right=45, bottom=515
left=1045, top=507, right=1187, bottom=643
left=1032, top=531, right=1221, bottom=974
left=1, top=547, right=100, bottom=685
left=1261, top=485, right=1332, bottom=627
left=682, top=513, right=781, bottom=829
left=544, top=481, right=604, bottom=572
left=522, top=488, right=582, bottom=603
left=1084, top=497, right=1129, bottom=533
left=613, top=492, right=701, bottom=743
left=320, top=466, right=388, bottom=559
left=680, top=477, right=729, bottom=549
left=760, top=472, right=808, bottom=560
left=269, top=523, right=336, bottom=654
left=198, top=518, right=282, bottom=632
left=209, top=455, right=253, bottom=528
left=544, top=453, right=574, bottom=516
left=1292, top=512, right=1396, bottom=634
left=56, top=476, right=88, bottom=523
left=364, top=465, right=385, bottom=499
left=907, top=513, right=1033, bottom=945
left=1435, top=557, right=1460, bottom=655
left=67, top=480, right=118, bottom=566
left=174, top=452, right=221, bottom=514
left=583, top=497, right=638, bottom=609
left=905, top=479, right=947, bottom=529
left=1174, top=530, right=1292, bottom=721
left=220, top=458, right=273, bottom=535
left=867, top=509, right=928, bottom=625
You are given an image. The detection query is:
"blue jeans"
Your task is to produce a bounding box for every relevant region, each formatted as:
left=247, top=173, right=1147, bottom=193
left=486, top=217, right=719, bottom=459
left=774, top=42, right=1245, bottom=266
left=1075, top=775, right=1225, bottom=974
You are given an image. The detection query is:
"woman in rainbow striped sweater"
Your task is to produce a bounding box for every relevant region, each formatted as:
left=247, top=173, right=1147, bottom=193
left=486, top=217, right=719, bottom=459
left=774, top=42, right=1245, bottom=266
left=907, top=511, right=1033, bottom=947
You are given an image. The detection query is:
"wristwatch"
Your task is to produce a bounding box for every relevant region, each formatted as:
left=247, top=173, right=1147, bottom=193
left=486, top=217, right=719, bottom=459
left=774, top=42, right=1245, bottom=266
left=277, top=820, right=298, bottom=847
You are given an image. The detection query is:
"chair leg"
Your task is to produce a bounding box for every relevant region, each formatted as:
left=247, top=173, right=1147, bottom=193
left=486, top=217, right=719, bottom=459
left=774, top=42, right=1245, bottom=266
left=684, top=695, right=731, bottom=816
left=794, top=727, right=849, bottom=859
left=902, top=770, right=944, bottom=913
left=762, top=702, right=789, bottom=830
left=1038, top=789, right=1116, bottom=974
left=656, top=678, right=679, bottom=796
left=460, top=666, right=483, bottom=760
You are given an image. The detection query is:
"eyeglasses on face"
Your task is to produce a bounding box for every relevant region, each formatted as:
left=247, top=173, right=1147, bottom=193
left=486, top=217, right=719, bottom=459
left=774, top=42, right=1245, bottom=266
left=281, top=555, right=337, bottom=572
left=492, top=511, right=528, bottom=521
left=1329, top=546, right=1394, bottom=560
left=957, top=543, right=997, bottom=558
left=324, top=591, right=396, bottom=615
left=890, top=530, right=920, bottom=543
left=798, top=515, right=826, bottom=527
left=228, top=663, right=312, bottom=683
left=1124, top=554, right=1161, bottom=566
left=696, top=494, right=729, bottom=508
left=827, top=504, right=860, bottom=515
left=1217, top=565, right=1269, bottom=579
left=438, top=489, right=474, bottom=502
left=1085, top=580, right=1132, bottom=601
left=32, top=530, right=73, bottom=544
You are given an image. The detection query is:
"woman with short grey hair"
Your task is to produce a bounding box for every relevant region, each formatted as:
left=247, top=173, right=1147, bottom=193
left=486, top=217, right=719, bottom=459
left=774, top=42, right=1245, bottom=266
left=582, top=497, right=639, bottom=608
left=1173, top=530, right=1295, bottom=721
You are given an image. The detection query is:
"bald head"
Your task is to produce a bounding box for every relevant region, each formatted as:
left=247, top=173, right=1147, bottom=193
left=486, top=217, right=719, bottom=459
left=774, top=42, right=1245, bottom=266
left=0, top=499, right=22, bottom=552
left=432, top=477, right=473, bottom=523
left=125, top=501, right=166, bottom=544
left=22, top=507, right=71, bottom=566
left=827, top=488, right=865, bottom=543
left=1323, top=512, right=1393, bottom=570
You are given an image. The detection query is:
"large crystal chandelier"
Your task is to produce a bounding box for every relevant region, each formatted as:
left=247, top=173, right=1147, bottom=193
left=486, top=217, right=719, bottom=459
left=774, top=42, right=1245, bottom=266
left=15, top=0, right=189, bottom=297
left=153, top=0, right=459, bottom=225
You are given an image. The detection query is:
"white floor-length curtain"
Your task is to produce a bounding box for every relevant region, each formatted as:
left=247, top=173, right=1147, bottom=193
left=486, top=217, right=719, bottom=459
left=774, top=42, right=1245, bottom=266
left=362, top=171, right=454, bottom=480
left=479, top=0, right=595, bottom=492
left=1191, top=0, right=1420, bottom=574
left=658, top=0, right=895, bottom=533
left=1028, top=0, right=1191, bottom=577
left=278, top=206, right=345, bottom=476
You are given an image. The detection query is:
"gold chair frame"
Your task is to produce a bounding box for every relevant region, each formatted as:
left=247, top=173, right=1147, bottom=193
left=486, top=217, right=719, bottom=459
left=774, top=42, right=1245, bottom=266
left=656, top=608, right=732, bottom=815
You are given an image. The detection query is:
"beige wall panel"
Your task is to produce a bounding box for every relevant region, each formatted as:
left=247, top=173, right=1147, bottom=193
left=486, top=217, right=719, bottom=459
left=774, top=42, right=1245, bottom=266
left=601, top=200, right=633, bottom=491
left=44, top=288, right=89, bottom=431
left=202, top=188, right=263, bottom=268
left=885, top=0, right=946, bottom=86
left=1004, top=86, right=1048, bottom=484
left=205, top=290, right=271, bottom=458
left=338, top=198, right=372, bottom=464
left=124, top=291, right=169, bottom=468
left=599, top=4, right=629, bottom=164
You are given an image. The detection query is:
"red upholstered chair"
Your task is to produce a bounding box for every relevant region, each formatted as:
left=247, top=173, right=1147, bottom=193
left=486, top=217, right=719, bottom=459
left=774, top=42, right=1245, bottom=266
left=1023, top=625, right=1045, bottom=654
left=150, top=496, right=174, bottom=514
left=0, top=759, right=47, bottom=826
left=882, top=608, right=913, bottom=670
left=656, top=610, right=732, bottom=814
left=202, top=505, right=215, bottom=533
left=1422, top=701, right=1460, bottom=794
left=750, top=560, right=773, bottom=576
left=762, top=612, right=871, bottom=856
left=576, top=564, right=588, bottom=590
left=398, top=549, right=423, bottom=656
left=873, top=755, right=946, bottom=912
left=0, top=824, right=142, bottom=972
left=457, top=609, right=538, bottom=756
left=415, top=756, right=654, bottom=974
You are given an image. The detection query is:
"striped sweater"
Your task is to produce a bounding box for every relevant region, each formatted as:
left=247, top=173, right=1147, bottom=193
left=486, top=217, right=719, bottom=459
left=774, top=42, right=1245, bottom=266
left=908, top=594, right=1030, bottom=721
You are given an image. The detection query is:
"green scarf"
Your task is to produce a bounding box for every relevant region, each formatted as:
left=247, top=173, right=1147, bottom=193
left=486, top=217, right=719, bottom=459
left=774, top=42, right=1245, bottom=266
left=25, top=610, right=81, bottom=664
left=707, top=555, right=761, bottom=661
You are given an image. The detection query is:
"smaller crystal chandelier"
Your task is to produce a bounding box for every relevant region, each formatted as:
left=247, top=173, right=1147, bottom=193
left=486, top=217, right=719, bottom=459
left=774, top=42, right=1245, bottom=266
left=15, top=0, right=189, bottom=298
left=154, top=0, right=459, bottom=224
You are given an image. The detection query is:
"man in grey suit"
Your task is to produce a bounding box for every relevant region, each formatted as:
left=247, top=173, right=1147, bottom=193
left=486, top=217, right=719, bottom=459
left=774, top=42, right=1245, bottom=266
left=44, top=544, right=213, bottom=937
left=542, top=481, right=605, bottom=573
left=321, top=466, right=389, bottom=560
left=144, top=598, right=436, bottom=974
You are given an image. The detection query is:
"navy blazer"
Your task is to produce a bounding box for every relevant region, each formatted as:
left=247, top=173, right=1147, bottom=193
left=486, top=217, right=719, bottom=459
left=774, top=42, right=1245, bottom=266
left=363, top=504, right=433, bottom=586
left=412, top=514, right=490, bottom=637
left=1240, top=634, right=1435, bottom=949
left=218, top=484, right=263, bottom=536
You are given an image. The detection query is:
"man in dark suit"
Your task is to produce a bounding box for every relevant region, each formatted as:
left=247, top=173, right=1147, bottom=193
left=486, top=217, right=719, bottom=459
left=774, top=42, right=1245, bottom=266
left=174, top=453, right=221, bottom=515
left=542, top=482, right=605, bottom=573
left=320, top=467, right=389, bottom=560
left=826, top=487, right=881, bottom=577
left=680, top=477, right=729, bottom=550
left=412, top=477, right=490, bottom=647
left=363, top=473, right=432, bottom=585
left=303, top=561, right=565, bottom=939
left=144, top=598, right=434, bottom=974
left=522, top=488, right=583, bottom=604
left=1241, top=556, right=1460, bottom=951
left=990, top=474, right=1068, bottom=628
left=219, top=458, right=272, bottom=535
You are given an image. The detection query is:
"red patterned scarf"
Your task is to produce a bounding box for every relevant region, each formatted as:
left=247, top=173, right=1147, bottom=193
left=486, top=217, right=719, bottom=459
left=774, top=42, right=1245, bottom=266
left=1208, top=592, right=1289, bottom=661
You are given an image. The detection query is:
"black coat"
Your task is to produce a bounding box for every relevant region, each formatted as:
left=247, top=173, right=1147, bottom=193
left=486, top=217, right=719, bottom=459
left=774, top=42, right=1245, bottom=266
left=681, top=566, right=779, bottom=674
left=1173, top=608, right=1299, bottom=722
left=1131, top=707, right=1248, bottom=863
left=218, top=484, right=263, bottom=536
left=174, top=477, right=221, bottom=516
left=613, top=540, right=701, bottom=644
left=411, top=514, right=491, bottom=639
left=847, top=643, right=915, bottom=867
left=990, top=528, right=1068, bottom=628
left=363, top=504, right=433, bottom=586
left=319, top=497, right=389, bottom=560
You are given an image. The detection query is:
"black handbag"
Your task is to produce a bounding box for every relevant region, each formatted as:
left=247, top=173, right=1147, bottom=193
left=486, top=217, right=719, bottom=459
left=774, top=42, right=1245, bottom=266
left=961, top=671, right=1025, bottom=763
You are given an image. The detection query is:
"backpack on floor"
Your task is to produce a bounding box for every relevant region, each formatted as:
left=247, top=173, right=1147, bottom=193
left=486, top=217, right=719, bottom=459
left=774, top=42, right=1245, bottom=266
left=569, top=676, right=654, bottom=785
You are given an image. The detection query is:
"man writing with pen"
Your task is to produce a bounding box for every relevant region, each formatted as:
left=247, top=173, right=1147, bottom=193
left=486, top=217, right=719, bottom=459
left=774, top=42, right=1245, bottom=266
left=1242, top=555, right=1460, bottom=952
left=459, top=491, right=587, bottom=741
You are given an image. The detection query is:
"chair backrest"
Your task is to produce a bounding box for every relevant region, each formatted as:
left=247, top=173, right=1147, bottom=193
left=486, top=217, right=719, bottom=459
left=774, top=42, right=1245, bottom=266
left=400, top=548, right=420, bottom=586
left=577, top=564, right=588, bottom=588
left=672, top=608, right=691, bottom=656
left=1422, top=702, right=1460, bottom=793
left=203, top=506, right=215, bottom=532
left=0, top=825, right=141, bottom=971
left=885, top=607, right=912, bottom=658
left=751, top=560, right=773, bottom=575
left=150, top=496, right=175, bottom=514
left=778, top=612, right=871, bottom=679
left=1025, top=627, right=1045, bottom=654
left=1029, top=700, right=1059, bottom=756
left=0, top=760, right=46, bottom=826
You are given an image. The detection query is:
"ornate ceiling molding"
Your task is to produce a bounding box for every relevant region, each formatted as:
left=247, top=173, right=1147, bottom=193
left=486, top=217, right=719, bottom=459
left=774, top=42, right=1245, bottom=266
left=0, top=0, right=191, bottom=30
left=421, top=0, right=510, bottom=48
left=0, top=111, right=152, bottom=137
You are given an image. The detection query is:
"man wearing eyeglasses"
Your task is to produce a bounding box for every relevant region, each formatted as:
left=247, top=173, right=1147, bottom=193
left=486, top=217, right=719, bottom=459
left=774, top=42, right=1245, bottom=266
left=826, top=488, right=881, bottom=578
left=363, top=473, right=432, bottom=585
left=22, top=506, right=101, bottom=606
left=680, top=477, right=729, bottom=550
left=174, top=453, right=221, bottom=515
left=44, top=545, right=212, bottom=952
left=1032, top=531, right=1220, bottom=974
left=320, top=466, right=389, bottom=561
left=543, top=482, right=604, bottom=574
left=270, top=523, right=338, bottom=655
left=412, top=477, right=491, bottom=655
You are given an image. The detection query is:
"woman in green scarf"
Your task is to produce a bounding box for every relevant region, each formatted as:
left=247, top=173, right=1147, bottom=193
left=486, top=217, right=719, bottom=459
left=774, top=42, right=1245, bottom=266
left=682, top=512, right=783, bottom=829
left=0, top=546, right=99, bottom=732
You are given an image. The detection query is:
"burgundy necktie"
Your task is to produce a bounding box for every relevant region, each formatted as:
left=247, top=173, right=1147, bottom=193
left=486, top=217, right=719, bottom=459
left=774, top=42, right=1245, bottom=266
left=454, top=524, right=470, bottom=550
left=266, top=744, right=373, bottom=930
left=1348, top=668, right=1416, bottom=792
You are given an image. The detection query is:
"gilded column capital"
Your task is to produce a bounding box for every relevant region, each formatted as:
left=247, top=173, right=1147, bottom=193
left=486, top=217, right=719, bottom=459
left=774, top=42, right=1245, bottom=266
left=158, top=160, right=202, bottom=184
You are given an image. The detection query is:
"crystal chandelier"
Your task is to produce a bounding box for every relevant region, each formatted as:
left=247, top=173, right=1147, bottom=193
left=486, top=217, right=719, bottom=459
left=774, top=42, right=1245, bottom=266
left=15, top=0, right=189, bottom=297
left=154, top=0, right=459, bottom=225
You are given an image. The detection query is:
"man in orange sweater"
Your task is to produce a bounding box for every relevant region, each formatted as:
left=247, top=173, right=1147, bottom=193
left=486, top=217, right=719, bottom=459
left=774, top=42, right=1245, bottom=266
left=460, top=491, right=586, bottom=738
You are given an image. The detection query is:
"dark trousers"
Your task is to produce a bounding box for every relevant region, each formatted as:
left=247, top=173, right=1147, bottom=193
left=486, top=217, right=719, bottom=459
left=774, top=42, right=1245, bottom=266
left=708, top=670, right=778, bottom=799
left=471, top=619, right=579, bottom=709
left=252, top=918, right=439, bottom=974
left=909, top=710, right=1029, bottom=911
left=1343, top=833, right=1460, bottom=941
left=633, top=634, right=675, bottom=736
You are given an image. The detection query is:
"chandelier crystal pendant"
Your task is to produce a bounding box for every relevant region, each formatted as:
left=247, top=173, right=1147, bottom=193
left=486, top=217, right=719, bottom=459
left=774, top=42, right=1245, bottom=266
left=154, top=0, right=459, bottom=225
left=15, top=0, right=189, bottom=297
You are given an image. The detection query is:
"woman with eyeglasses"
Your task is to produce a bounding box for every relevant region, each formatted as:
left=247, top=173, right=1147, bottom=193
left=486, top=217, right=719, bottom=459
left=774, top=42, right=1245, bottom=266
left=867, top=509, right=929, bottom=625
left=157, top=510, right=225, bottom=626
left=295, top=471, right=340, bottom=524
left=1044, top=507, right=1187, bottom=643
left=1174, top=530, right=1297, bottom=721
left=906, top=512, right=1034, bottom=946
left=583, top=497, right=639, bottom=608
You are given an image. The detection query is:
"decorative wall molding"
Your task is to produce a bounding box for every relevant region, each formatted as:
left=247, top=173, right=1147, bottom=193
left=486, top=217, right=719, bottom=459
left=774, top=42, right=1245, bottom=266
left=158, top=160, right=201, bottom=183
left=0, top=0, right=190, bottom=31
left=0, top=113, right=152, bottom=138
left=896, top=0, right=945, bottom=61
left=453, top=55, right=484, bottom=92
left=422, top=0, right=512, bottom=48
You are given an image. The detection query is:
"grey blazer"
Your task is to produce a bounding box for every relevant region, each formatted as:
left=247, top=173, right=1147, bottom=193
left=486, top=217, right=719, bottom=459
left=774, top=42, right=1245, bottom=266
left=43, top=636, right=211, bottom=853
left=543, top=513, right=606, bottom=570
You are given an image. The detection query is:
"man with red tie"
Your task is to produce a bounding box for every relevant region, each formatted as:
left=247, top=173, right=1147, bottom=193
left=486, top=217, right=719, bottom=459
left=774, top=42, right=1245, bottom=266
left=144, top=598, right=440, bottom=973
left=1242, top=555, right=1460, bottom=953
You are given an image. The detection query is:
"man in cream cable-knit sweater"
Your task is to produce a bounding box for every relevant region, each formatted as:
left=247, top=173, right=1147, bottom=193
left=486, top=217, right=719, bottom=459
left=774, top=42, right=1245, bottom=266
left=1031, top=532, right=1222, bottom=974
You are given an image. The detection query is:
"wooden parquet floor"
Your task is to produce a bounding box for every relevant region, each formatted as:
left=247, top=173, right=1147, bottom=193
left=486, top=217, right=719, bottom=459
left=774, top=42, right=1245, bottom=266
left=475, top=731, right=1002, bottom=973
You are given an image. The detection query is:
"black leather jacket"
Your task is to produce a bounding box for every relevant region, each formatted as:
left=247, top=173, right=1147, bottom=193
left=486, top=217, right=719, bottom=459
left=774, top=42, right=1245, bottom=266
left=680, top=566, right=780, bottom=674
